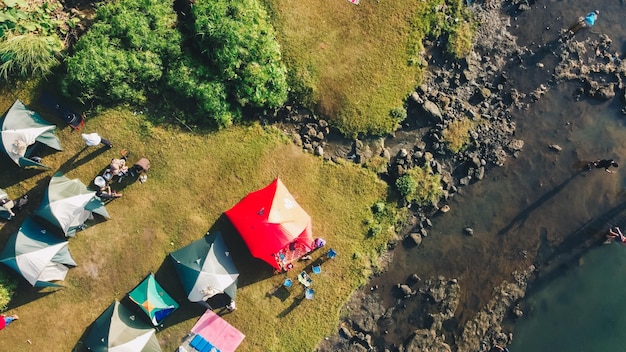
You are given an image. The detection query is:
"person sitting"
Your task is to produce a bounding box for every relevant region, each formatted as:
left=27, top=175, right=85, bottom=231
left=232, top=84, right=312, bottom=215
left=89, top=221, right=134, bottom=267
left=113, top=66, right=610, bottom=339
left=0, top=198, right=16, bottom=218
left=96, top=185, right=123, bottom=201
left=109, top=158, right=128, bottom=177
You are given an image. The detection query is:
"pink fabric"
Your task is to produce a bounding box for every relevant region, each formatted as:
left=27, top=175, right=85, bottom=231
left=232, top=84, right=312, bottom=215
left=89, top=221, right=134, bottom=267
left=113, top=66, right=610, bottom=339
left=191, top=310, right=245, bottom=352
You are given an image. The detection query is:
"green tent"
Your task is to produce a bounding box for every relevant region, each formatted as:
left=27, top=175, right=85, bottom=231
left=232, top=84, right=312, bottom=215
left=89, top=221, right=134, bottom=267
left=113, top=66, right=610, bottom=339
left=170, top=232, right=239, bottom=303
left=34, top=172, right=110, bottom=237
left=128, top=273, right=179, bottom=327
left=0, top=217, right=76, bottom=287
left=85, top=300, right=162, bottom=352
left=0, top=99, right=62, bottom=168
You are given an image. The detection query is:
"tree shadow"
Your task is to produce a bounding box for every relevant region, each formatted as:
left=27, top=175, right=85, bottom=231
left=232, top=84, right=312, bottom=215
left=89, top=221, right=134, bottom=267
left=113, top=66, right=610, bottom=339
left=497, top=171, right=583, bottom=236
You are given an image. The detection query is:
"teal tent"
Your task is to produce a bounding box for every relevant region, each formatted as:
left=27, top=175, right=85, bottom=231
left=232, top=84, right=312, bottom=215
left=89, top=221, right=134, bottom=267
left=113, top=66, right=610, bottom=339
left=128, top=273, right=179, bottom=327
left=0, top=99, right=62, bottom=168
left=34, top=172, right=110, bottom=237
left=85, top=300, right=161, bottom=352
left=0, top=217, right=76, bottom=287
left=170, top=232, right=239, bottom=303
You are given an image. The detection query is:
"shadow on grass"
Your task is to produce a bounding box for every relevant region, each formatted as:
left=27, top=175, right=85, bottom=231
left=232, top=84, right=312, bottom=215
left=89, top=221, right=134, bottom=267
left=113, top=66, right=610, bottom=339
left=277, top=295, right=305, bottom=318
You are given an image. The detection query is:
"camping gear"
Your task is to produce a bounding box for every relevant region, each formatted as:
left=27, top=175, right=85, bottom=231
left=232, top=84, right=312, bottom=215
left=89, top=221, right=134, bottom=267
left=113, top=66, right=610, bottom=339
left=94, top=176, right=107, bottom=188
left=283, top=278, right=293, bottom=288
left=327, top=248, right=337, bottom=259
left=128, top=273, right=179, bottom=327
left=33, top=172, right=110, bottom=237
left=0, top=217, right=76, bottom=287
left=180, top=309, right=245, bottom=352
left=84, top=300, right=162, bottom=352
left=297, top=271, right=312, bottom=287
left=224, top=178, right=315, bottom=271
left=131, top=158, right=150, bottom=176
left=304, top=288, right=315, bottom=300
left=37, top=92, right=85, bottom=131
left=170, top=232, right=239, bottom=304
left=0, top=99, right=62, bottom=168
left=312, top=265, right=321, bottom=274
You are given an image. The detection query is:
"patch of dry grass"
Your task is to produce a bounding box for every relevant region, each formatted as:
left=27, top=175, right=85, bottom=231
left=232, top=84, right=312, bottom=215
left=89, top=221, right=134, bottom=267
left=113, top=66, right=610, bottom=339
left=265, top=0, right=426, bottom=136
left=0, top=82, right=393, bottom=351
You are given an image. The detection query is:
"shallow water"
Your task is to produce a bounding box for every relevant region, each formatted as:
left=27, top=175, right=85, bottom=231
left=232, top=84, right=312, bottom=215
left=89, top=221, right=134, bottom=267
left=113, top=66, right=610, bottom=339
left=366, top=0, right=626, bottom=347
left=508, top=243, right=626, bottom=352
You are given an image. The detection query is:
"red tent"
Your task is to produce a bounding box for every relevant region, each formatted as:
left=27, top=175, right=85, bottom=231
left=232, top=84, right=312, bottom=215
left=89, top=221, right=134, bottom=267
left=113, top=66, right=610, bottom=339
left=225, top=178, right=314, bottom=270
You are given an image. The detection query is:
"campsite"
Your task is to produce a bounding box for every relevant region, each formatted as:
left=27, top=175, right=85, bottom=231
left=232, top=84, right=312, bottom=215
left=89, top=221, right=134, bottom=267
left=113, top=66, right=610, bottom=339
left=0, top=84, right=395, bottom=350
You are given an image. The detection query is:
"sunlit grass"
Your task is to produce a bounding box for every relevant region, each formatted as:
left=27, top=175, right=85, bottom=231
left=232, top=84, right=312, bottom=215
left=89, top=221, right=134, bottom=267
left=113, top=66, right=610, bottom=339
left=0, top=83, right=394, bottom=351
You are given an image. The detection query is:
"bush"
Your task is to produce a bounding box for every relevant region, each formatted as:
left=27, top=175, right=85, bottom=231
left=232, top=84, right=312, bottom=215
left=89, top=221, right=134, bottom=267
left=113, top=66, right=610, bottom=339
left=0, top=270, right=17, bottom=312
left=441, top=117, right=475, bottom=154
left=166, top=55, right=239, bottom=128
left=61, top=0, right=181, bottom=105
left=396, top=165, right=443, bottom=206
left=192, top=0, right=288, bottom=109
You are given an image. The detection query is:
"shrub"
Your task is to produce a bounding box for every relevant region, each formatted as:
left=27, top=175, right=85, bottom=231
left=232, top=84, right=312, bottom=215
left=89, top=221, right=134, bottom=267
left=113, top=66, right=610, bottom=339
left=192, top=0, right=288, bottom=109
left=447, top=21, right=474, bottom=59
left=61, top=0, right=181, bottom=105
left=396, top=165, right=443, bottom=206
left=166, top=55, right=239, bottom=128
left=0, top=270, right=17, bottom=312
left=441, top=117, right=475, bottom=154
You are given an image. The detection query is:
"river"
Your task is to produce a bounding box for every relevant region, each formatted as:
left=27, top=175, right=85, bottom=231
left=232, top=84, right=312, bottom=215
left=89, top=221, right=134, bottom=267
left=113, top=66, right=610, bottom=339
left=363, top=0, right=626, bottom=349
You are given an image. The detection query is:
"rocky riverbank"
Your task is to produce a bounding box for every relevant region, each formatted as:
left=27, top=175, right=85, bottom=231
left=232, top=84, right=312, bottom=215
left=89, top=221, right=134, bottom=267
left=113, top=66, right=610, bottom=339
left=268, top=0, right=626, bottom=351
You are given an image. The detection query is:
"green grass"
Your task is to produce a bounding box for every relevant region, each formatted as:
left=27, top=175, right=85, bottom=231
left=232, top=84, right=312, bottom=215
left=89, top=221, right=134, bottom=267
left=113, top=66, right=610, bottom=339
left=0, top=82, right=394, bottom=351
left=265, top=0, right=472, bottom=137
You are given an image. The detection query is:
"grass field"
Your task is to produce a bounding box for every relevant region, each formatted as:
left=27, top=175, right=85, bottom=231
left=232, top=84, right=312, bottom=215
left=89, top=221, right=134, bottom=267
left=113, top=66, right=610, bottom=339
left=0, top=80, right=397, bottom=351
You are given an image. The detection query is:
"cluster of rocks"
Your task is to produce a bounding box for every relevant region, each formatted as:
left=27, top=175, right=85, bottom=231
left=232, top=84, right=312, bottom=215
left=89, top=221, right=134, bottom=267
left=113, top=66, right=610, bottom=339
left=317, top=267, right=535, bottom=352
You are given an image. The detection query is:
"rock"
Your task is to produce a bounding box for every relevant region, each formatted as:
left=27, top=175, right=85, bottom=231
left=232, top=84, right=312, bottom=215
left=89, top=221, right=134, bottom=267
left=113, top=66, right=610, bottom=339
left=409, top=232, right=422, bottom=246
left=397, top=283, right=416, bottom=297
left=314, top=145, right=324, bottom=156
left=549, top=144, right=562, bottom=152
left=459, top=176, right=472, bottom=186
left=339, top=326, right=353, bottom=339
left=422, top=100, right=443, bottom=122
left=405, top=329, right=452, bottom=352
left=507, top=139, right=524, bottom=151
left=440, top=204, right=451, bottom=213
left=464, top=227, right=474, bottom=236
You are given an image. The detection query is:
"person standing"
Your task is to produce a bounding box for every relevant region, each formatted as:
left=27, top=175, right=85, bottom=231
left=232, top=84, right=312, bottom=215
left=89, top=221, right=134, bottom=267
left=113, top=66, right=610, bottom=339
left=81, top=132, right=113, bottom=149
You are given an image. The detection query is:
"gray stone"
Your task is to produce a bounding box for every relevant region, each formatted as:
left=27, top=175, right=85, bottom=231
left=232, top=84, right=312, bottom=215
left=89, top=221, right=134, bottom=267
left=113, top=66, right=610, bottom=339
left=464, top=227, right=474, bottom=236
left=409, top=232, right=422, bottom=246
left=423, top=100, right=443, bottom=122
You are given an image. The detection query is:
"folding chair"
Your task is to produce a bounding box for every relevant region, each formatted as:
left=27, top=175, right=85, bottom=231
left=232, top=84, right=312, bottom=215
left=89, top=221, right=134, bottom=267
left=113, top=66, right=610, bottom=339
left=327, top=248, right=337, bottom=259
left=312, top=265, right=321, bottom=274
left=305, top=288, right=314, bottom=300
left=283, top=278, right=293, bottom=288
